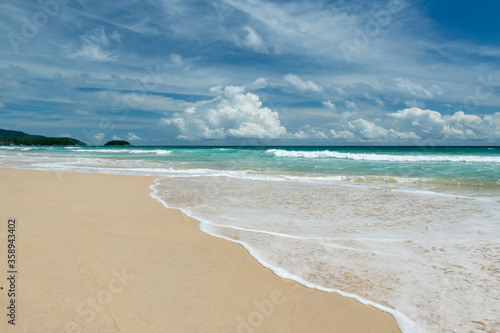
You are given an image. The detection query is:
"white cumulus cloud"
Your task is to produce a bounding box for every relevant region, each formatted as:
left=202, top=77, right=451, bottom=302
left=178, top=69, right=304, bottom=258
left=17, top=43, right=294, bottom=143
left=324, top=108, right=499, bottom=143
left=389, top=107, right=500, bottom=141
left=252, top=77, right=268, bottom=89
left=330, top=129, right=356, bottom=141
left=159, top=85, right=287, bottom=140
left=341, top=119, right=419, bottom=141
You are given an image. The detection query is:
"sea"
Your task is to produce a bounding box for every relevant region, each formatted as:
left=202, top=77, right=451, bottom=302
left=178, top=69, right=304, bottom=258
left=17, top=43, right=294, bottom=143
left=1, top=145, right=499, bottom=332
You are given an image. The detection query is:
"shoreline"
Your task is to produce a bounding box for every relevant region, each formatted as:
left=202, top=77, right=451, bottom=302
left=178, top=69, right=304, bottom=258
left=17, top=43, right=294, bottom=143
left=150, top=178, right=417, bottom=332
left=0, top=167, right=401, bottom=332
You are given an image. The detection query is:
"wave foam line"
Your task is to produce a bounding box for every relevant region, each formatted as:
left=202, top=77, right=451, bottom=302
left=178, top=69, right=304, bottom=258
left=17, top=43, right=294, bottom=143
left=267, top=149, right=500, bottom=163
left=199, top=221, right=405, bottom=255
left=67, top=148, right=172, bottom=155
left=128, top=149, right=172, bottom=155
left=200, top=220, right=409, bottom=243
left=149, top=177, right=423, bottom=333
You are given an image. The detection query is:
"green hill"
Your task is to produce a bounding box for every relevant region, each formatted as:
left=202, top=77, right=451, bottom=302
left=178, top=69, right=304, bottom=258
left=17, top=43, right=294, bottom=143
left=104, top=140, right=131, bottom=146
left=0, top=129, right=87, bottom=146
left=0, top=128, right=43, bottom=139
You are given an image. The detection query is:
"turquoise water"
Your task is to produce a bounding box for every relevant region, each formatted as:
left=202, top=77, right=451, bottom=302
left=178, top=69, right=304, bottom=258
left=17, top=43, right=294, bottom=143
left=2, top=145, right=498, bottom=184
left=1, top=145, right=499, bottom=332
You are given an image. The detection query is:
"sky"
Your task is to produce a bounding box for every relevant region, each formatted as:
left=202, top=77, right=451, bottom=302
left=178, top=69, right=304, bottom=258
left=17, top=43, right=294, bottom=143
left=0, top=0, right=499, bottom=146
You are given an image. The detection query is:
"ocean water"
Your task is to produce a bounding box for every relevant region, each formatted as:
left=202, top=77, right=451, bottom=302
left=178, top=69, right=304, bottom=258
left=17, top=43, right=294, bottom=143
left=1, top=145, right=499, bottom=332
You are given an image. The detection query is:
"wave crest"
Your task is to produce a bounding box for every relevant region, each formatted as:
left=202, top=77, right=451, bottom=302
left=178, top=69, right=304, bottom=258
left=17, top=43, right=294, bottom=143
left=266, top=149, right=500, bottom=163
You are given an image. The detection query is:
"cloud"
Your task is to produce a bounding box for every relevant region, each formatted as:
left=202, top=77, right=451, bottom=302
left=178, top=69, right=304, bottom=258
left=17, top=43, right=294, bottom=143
left=346, top=119, right=389, bottom=140
left=94, top=90, right=188, bottom=113
left=1, top=1, right=499, bottom=146
left=292, top=107, right=499, bottom=143
left=389, top=107, right=500, bottom=141
left=241, top=26, right=268, bottom=53
left=390, top=78, right=444, bottom=99
left=284, top=74, right=323, bottom=93
left=403, top=99, right=427, bottom=108
left=252, top=77, right=268, bottom=89
left=157, top=94, right=497, bottom=144
left=346, top=118, right=420, bottom=141
left=374, top=97, right=385, bottom=107
left=294, top=127, right=328, bottom=140
left=169, top=54, right=184, bottom=66
left=93, top=133, right=106, bottom=141
left=73, top=109, right=90, bottom=116
left=346, top=101, right=357, bottom=110
left=59, top=133, right=71, bottom=138
left=323, top=118, right=420, bottom=143
left=322, top=100, right=336, bottom=111
left=330, top=129, right=356, bottom=141
left=159, top=85, right=287, bottom=140
left=127, top=132, right=141, bottom=141
left=0, top=100, right=4, bottom=108
left=221, top=0, right=356, bottom=58
left=67, top=27, right=120, bottom=62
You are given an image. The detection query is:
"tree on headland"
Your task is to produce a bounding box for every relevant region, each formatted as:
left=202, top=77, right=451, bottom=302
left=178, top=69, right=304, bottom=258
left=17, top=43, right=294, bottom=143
left=104, top=140, right=132, bottom=146
left=0, top=128, right=87, bottom=146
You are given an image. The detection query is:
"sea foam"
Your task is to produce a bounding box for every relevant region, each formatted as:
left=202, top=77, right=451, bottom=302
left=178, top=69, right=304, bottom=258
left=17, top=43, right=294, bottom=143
left=267, top=149, right=500, bottom=163
left=151, top=175, right=500, bottom=333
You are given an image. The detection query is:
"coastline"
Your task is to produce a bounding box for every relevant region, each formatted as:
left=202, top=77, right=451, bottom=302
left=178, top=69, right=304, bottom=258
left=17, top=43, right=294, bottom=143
left=0, top=167, right=400, bottom=332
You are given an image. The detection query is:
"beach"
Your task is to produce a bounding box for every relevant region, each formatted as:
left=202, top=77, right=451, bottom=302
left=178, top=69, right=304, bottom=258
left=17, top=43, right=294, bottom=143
left=0, top=167, right=400, bottom=332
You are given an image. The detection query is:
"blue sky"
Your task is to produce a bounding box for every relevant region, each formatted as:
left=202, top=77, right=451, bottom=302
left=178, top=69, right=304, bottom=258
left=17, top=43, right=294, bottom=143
left=0, top=0, right=499, bottom=145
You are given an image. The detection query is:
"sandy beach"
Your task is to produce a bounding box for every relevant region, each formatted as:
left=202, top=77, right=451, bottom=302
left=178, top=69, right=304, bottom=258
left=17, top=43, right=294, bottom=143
left=0, top=167, right=400, bottom=332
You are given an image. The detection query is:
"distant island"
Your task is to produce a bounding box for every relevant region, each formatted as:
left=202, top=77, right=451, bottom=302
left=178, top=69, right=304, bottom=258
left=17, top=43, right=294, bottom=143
left=104, top=140, right=132, bottom=146
left=0, top=129, right=87, bottom=146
